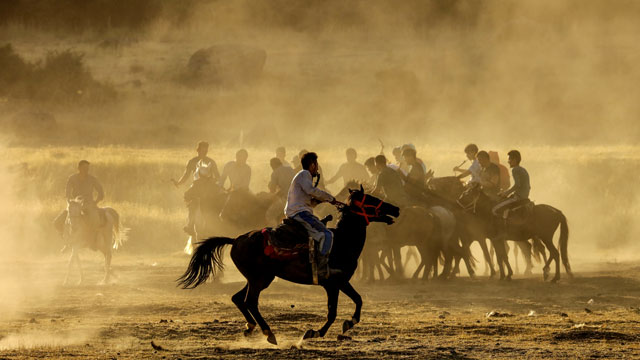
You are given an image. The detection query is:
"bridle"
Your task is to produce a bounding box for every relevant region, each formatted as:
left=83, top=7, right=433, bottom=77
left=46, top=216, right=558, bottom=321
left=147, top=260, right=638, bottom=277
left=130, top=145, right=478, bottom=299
left=350, top=193, right=383, bottom=225
left=457, top=190, right=479, bottom=214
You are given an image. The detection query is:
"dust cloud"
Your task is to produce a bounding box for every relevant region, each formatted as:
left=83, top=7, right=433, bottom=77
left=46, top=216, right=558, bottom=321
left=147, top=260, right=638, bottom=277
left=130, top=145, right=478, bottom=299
left=0, top=1, right=639, bottom=356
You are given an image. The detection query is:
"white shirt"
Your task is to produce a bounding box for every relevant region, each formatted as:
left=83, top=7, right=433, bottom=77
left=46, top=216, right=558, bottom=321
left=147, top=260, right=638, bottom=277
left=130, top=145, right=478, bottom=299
left=468, top=159, right=481, bottom=184
left=285, top=170, right=334, bottom=218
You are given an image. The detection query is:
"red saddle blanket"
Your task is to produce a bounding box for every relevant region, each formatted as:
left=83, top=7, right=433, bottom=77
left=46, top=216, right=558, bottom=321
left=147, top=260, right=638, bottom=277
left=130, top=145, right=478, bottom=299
left=262, top=228, right=308, bottom=260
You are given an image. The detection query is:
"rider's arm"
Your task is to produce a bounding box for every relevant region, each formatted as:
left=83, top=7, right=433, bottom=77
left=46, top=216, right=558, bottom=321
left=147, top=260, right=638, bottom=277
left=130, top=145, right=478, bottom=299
left=456, top=169, right=471, bottom=179
left=176, top=160, right=195, bottom=186
left=300, top=172, right=334, bottom=203
left=268, top=171, right=277, bottom=193
left=325, top=164, right=343, bottom=185
left=210, top=160, right=220, bottom=181
left=65, top=176, right=74, bottom=202
left=94, top=179, right=105, bottom=203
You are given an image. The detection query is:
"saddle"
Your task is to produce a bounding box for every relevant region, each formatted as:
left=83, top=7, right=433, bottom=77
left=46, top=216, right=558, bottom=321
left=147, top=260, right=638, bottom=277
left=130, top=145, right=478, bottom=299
left=505, top=199, right=534, bottom=226
left=262, top=215, right=332, bottom=260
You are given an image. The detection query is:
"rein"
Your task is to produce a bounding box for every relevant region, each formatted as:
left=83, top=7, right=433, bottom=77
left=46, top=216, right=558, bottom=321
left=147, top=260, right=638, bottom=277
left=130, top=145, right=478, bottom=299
left=350, top=194, right=383, bottom=225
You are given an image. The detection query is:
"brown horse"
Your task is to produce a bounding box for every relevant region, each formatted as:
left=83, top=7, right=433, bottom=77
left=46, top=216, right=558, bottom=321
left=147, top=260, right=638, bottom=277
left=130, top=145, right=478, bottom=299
left=458, top=183, right=572, bottom=282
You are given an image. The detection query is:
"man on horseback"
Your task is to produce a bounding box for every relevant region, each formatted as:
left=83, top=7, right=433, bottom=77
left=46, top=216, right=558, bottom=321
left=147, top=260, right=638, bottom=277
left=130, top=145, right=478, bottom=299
left=477, top=150, right=502, bottom=200
left=373, top=155, right=409, bottom=207
left=268, top=157, right=295, bottom=199
left=325, top=148, right=369, bottom=188
left=172, top=141, right=220, bottom=236
left=492, top=150, right=530, bottom=220
left=220, top=149, right=251, bottom=191
left=454, top=143, right=481, bottom=184
left=285, top=152, right=341, bottom=278
left=54, top=160, right=104, bottom=251
left=400, top=147, right=426, bottom=201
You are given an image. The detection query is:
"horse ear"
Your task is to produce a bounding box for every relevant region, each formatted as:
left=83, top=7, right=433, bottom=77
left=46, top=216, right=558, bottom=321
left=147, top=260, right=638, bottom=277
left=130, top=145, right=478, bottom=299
left=360, top=184, right=364, bottom=192
left=349, top=189, right=355, bottom=194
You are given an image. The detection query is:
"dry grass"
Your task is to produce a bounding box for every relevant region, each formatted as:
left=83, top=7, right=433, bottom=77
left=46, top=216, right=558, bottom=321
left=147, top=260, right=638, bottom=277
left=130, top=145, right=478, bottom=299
left=1, top=144, right=639, bottom=261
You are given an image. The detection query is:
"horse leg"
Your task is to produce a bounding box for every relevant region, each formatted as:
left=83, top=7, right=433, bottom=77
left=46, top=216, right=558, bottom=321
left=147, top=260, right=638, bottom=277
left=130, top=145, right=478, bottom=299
left=340, top=282, right=362, bottom=334
left=303, top=284, right=339, bottom=339
left=540, top=236, right=561, bottom=282
left=245, top=276, right=276, bottom=344
left=519, top=241, right=533, bottom=275
left=100, top=249, right=112, bottom=285
left=478, top=238, right=496, bottom=278
left=64, top=247, right=76, bottom=285
left=231, top=284, right=257, bottom=336
left=513, top=242, right=520, bottom=275
left=392, top=247, right=404, bottom=279
left=492, top=239, right=508, bottom=280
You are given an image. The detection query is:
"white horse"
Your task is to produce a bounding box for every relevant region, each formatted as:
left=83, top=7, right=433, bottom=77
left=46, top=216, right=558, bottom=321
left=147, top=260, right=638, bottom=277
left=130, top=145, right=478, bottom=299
left=64, top=197, right=127, bottom=285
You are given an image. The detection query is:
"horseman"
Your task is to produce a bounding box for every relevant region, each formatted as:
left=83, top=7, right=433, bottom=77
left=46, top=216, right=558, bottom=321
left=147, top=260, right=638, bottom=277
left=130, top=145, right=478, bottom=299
left=53, top=160, right=105, bottom=251
left=172, top=141, right=220, bottom=236
left=492, top=150, right=530, bottom=220
left=454, top=143, right=481, bottom=185
left=268, top=157, right=295, bottom=199
left=183, top=161, right=221, bottom=236
left=372, top=154, right=409, bottom=207
left=400, top=147, right=426, bottom=201
left=285, top=152, right=341, bottom=278
left=220, top=149, right=251, bottom=192
left=476, top=150, right=502, bottom=200
left=325, top=148, right=370, bottom=188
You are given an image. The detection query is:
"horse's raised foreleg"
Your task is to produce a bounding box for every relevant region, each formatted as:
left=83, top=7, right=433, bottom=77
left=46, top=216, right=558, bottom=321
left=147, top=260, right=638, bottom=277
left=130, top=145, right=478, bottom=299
left=340, top=282, right=362, bottom=333
left=245, top=276, right=276, bottom=344
left=303, top=284, right=339, bottom=340
left=231, top=284, right=256, bottom=336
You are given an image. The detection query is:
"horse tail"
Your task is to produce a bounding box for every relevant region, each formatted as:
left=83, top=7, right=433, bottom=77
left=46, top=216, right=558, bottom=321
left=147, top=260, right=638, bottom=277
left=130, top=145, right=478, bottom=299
left=177, top=237, right=234, bottom=289
left=105, top=208, right=128, bottom=250
left=558, top=211, right=571, bottom=275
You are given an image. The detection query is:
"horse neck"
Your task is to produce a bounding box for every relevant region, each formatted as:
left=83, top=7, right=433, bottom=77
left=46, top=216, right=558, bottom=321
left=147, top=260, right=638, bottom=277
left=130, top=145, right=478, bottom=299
left=333, top=212, right=368, bottom=261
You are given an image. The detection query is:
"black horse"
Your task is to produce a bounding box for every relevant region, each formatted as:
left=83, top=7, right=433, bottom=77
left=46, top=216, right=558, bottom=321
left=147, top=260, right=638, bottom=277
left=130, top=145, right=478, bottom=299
left=458, top=183, right=572, bottom=282
left=178, top=187, right=400, bottom=344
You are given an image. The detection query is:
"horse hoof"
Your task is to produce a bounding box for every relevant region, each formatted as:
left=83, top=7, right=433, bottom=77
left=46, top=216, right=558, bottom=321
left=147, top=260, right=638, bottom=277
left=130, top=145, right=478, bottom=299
left=551, top=277, right=560, bottom=283
left=342, top=320, right=354, bottom=333
left=243, top=323, right=255, bottom=337
left=302, top=329, right=318, bottom=340
left=264, top=330, right=277, bottom=345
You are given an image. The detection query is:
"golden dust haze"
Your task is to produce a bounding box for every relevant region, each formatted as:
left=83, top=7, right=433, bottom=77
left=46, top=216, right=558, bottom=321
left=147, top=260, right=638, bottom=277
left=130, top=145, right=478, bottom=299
left=0, top=0, right=639, bottom=338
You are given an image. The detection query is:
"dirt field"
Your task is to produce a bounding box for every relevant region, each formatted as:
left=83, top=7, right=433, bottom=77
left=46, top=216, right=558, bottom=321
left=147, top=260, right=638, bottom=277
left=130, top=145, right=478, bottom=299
left=1, top=255, right=639, bottom=359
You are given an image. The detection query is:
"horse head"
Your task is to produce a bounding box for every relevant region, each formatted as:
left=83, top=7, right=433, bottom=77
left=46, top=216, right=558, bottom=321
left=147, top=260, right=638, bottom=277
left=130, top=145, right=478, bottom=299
left=346, top=185, right=400, bottom=225
left=66, top=197, right=86, bottom=234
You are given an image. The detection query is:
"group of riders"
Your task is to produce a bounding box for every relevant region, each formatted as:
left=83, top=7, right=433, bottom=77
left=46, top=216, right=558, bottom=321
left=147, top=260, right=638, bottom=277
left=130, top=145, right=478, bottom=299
left=53, top=140, right=533, bottom=280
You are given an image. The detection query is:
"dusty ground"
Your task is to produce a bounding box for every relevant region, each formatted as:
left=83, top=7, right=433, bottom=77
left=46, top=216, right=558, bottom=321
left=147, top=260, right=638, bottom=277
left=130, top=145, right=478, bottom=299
left=1, top=255, right=639, bottom=359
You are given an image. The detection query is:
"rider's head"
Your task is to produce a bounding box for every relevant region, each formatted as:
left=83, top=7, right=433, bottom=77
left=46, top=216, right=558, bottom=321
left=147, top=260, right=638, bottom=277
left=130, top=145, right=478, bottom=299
left=364, top=157, right=376, bottom=175
left=464, top=143, right=478, bottom=161
left=477, top=151, right=490, bottom=168
left=197, top=141, right=209, bottom=157
left=236, top=149, right=249, bottom=164
left=375, top=155, right=387, bottom=171
left=392, top=147, right=402, bottom=163
left=507, top=150, right=521, bottom=168
left=276, top=146, right=286, bottom=160
left=270, top=157, right=282, bottom=171
left=78, top=160, right=90, bottom=176
left=301, top=152, right=319, bottom=176
left=401, top=147, right=417, bottom=165
left=346, top=148, right=357, bottom=162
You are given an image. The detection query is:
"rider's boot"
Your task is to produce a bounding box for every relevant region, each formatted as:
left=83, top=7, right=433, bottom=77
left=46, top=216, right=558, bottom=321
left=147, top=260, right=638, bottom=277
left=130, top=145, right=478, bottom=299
left=316, top=253, right=342, bottom=279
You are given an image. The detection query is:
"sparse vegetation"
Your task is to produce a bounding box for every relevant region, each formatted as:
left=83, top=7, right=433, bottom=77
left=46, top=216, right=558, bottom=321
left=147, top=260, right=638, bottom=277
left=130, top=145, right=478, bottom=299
left=0, top=44, right=115, bottom=104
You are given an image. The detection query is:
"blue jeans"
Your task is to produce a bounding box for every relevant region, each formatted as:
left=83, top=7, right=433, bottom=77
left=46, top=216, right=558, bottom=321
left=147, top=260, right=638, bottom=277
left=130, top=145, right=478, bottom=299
left=292, top=211, right=333, bottom=255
